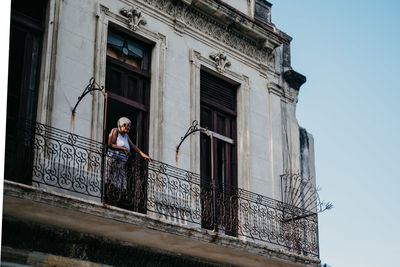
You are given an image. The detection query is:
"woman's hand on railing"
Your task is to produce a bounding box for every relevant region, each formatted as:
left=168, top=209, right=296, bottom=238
left=144, top=155, right=152, bottom=163
left=141, top=153, right=151, bottom=162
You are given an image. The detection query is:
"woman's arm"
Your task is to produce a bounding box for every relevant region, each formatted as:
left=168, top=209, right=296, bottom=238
left=108, top=128, right=130, bottom=155
left=128, top=136, right=151, bottom=162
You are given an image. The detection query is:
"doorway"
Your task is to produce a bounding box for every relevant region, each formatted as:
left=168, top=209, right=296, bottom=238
left=200, top=70, right=238, bottom=236
left=103, top=29, right=151, bottom=213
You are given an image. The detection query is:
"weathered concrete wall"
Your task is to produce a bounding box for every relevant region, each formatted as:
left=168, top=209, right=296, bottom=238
left=222, top=0, right=254, bottom=17
left=300, top=127, right=316, bottom=184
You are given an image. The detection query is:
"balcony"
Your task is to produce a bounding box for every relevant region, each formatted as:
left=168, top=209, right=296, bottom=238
left=3, top=121, right=319, bottom=265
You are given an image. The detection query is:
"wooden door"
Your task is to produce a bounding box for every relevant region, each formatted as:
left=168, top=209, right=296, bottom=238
left=105, top=57, right=150, bottom=154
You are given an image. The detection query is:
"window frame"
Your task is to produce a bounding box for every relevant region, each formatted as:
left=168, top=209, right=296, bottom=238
left=104, top=27, right=152, bottom=154
left=189, top=49, right=250, bottom=190
left=94, top=4, right=166, bottom=161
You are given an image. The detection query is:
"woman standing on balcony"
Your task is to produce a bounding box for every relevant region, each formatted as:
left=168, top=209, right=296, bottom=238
left=105, top=117, right=151, bottom=193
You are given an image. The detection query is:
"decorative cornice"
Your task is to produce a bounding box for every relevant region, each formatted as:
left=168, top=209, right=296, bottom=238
left=190, top=49, right=246, bottom=83
left=141, top=0, right=275, bottom=68
left=283, top=69, right=306, bottom=91
left=98, top=4, right=166, bottom=44
left=209, top=51, right=231, bottom=73
left=120, top=6, right=147, bottom=31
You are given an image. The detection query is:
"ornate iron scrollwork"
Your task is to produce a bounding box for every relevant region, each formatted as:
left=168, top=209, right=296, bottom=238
left=281, top=172, right=333, bottom=222
left=176, top=120, right=208, bottom=155
left=72, top=77, right=106, bottom=114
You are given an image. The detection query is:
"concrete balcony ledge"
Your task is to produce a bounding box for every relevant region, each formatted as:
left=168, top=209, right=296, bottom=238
left=3, top=181, right=319, bottom=267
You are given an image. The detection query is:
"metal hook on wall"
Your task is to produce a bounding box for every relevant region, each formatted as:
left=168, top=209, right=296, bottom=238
left=72, top=77, right=106, bottom=114
left=175, top=120, right=213, bottom=162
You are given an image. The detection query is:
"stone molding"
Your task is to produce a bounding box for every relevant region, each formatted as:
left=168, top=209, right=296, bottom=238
left=120, top=6, right=147, bottom=31
left=209, top=51, right=231, bottom=73
left=283, top=69, right=307, bottom=91
left=189, top=49, right=250, bottom=191
left=267, top=82, right=295, bottom=103
left=138, top=0, right=277, bottom=68
left=189, top=49, right=247, bottom=82
left=36, top=0, right=63, bottom=127
left=267, top=82, right=283, bottom=97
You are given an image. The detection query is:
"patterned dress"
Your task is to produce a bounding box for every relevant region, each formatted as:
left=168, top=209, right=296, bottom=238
left=106, top=130, right=130, bottom=190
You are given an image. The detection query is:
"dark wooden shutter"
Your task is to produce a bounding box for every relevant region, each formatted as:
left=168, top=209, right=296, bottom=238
left=200, top=71, right=237, bottom=112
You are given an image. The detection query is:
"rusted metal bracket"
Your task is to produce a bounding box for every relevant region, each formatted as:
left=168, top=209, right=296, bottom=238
left=176, top=120, right=208, bottom=153
left=72, top=77, right=106, bottom=114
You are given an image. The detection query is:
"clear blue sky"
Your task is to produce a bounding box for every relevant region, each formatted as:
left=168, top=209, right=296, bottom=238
left=0, top=1, right=399, bottom=266
left=271, top=0, right=400, bottom=266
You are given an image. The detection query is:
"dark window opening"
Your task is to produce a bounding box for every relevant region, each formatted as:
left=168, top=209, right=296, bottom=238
left=11, top=0, right=47, bottom=25
left=4, top=0, right=47, bottom=184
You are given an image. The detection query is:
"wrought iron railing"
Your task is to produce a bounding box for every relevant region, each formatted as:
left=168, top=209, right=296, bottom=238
left=4, top=121, right=319, bottom=257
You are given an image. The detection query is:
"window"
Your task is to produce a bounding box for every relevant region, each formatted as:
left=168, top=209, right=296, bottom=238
left=200, top=70, right=238, bottom=236
left=5, top=0, right=47, bottom=184
left=104, top=29, right=151, bottom=212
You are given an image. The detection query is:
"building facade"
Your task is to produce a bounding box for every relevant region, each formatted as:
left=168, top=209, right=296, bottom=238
left=2, top=0, right=320, bottom=266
